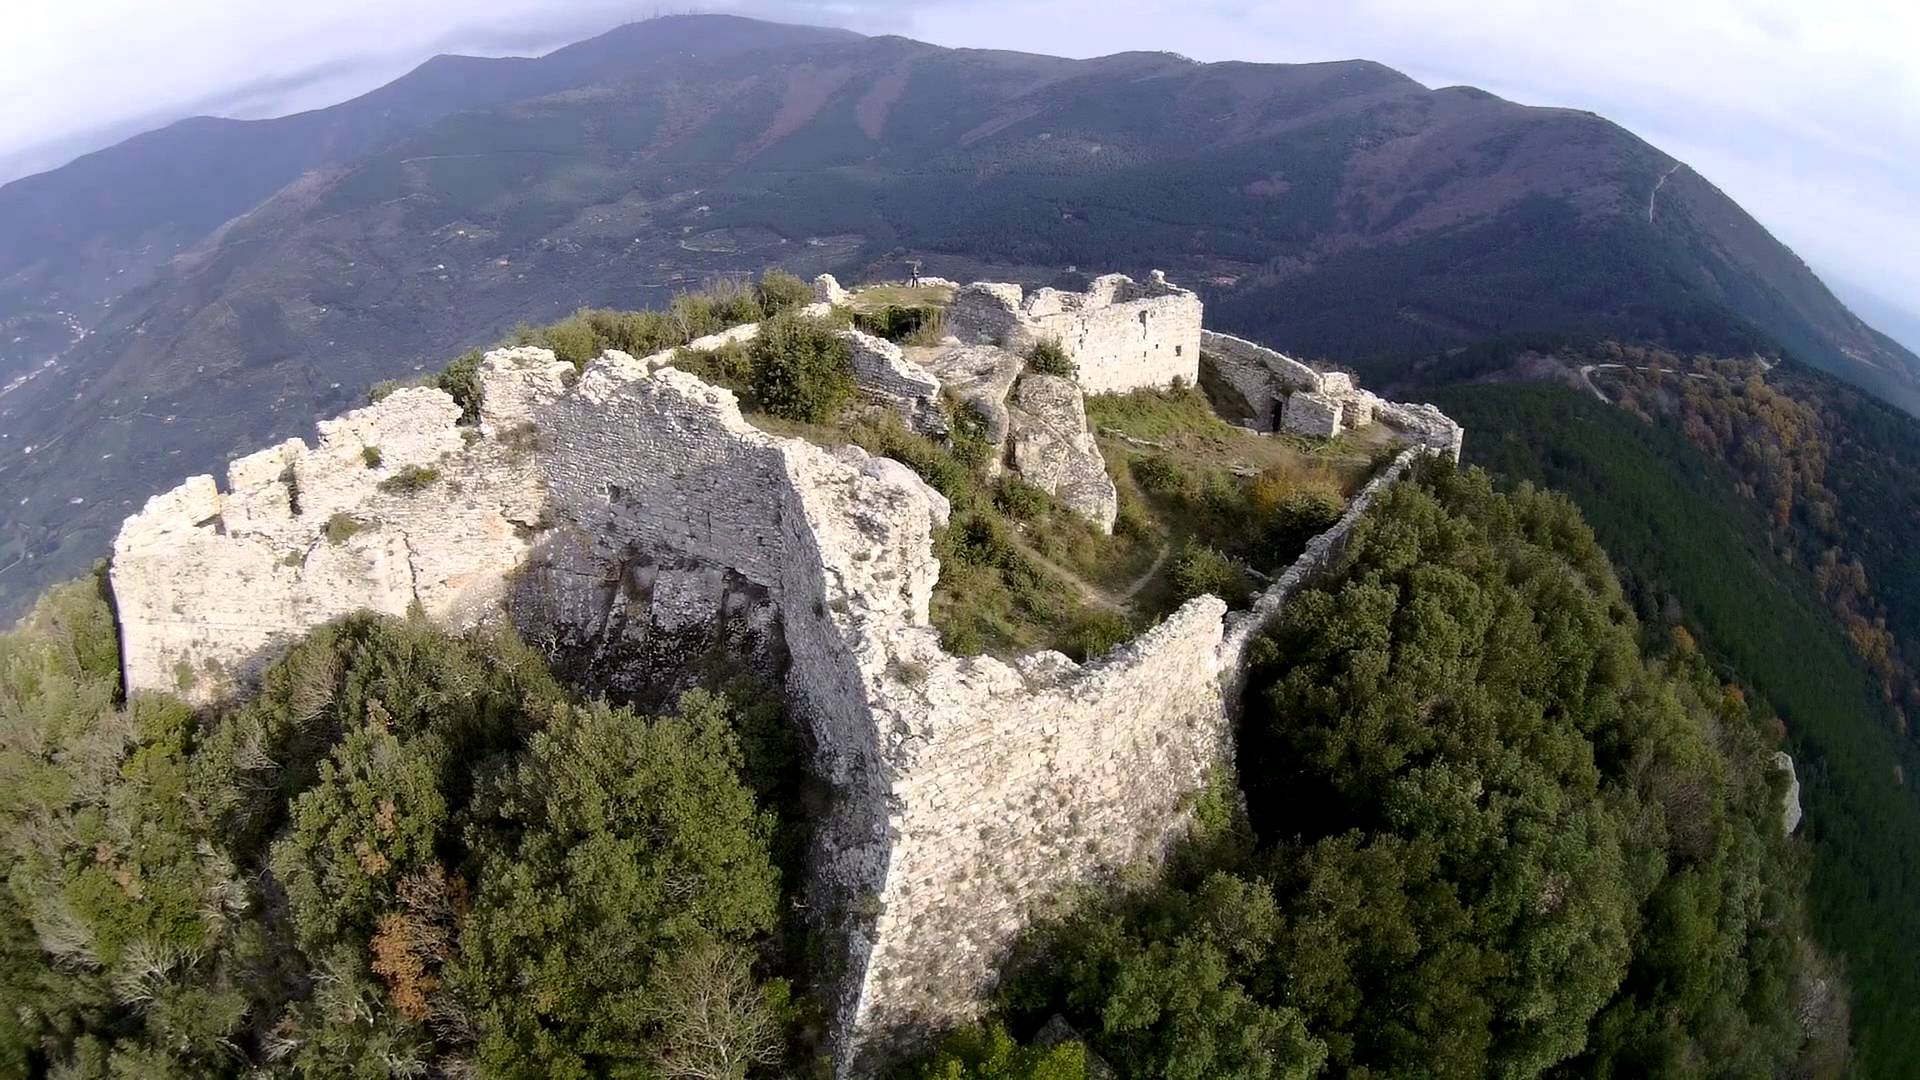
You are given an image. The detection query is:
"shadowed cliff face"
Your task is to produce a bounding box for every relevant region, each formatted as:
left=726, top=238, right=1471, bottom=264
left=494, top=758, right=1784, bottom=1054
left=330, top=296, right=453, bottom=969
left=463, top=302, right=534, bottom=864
left=2, top=15, right=1914, bottom=617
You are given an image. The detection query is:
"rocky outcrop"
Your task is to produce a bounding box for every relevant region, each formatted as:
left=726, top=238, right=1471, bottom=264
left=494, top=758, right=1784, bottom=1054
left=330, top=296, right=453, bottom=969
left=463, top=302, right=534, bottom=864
left=1776, top=751, right=1804, bottom=835
left=815, top=273, right=853, bottom=306
left=1008, top=374, right=1118, bottom=532
left=913, top=342, right=1024, bottom=474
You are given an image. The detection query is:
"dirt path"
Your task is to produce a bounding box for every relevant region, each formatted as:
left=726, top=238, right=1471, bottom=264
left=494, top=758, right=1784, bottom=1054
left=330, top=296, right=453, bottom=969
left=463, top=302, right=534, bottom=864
left=1118, top=544, right=1171, bottom=603
left=1015, top=539, right=1127, bottom=613
left=1649, top=162, right=1685, bottom=224
left=1578, top=361, right=1713, bottom=403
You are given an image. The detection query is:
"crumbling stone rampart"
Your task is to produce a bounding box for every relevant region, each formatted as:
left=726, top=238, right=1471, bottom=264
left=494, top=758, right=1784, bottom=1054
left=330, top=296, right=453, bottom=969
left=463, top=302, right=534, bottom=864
left=1199, top=329, right=1463, bottom=458
left=107, top=276, right=1459, bottom=1074
left=949, top=271, right=1202, bottom=394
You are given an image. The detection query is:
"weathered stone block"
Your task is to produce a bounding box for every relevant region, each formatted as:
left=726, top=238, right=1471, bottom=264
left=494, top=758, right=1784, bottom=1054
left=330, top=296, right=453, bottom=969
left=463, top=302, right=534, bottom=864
left=1008, top=374, right=1118, bottom=532
left=1281, top=391, right=1343, bottom=438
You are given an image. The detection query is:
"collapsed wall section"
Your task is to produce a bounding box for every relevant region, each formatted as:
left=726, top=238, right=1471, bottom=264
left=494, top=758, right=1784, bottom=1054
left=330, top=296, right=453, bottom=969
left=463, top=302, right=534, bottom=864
left=110, top=381, right=552, bottom=704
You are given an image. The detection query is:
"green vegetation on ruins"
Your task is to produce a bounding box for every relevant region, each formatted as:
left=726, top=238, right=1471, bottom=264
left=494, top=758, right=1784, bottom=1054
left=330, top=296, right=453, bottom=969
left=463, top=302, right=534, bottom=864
left=920, top=463, right=1845, bottom=1078
left=575, top=277, right=1383, bottom=660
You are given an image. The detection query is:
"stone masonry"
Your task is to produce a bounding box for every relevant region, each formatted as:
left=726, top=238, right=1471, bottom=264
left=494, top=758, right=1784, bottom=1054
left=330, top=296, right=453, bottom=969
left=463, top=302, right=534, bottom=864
left=107, top=275, right=1459, bottom=1074
left=948, top=271, right=1203, bottom=394
left=1201, top=329, right=1463, bottom=459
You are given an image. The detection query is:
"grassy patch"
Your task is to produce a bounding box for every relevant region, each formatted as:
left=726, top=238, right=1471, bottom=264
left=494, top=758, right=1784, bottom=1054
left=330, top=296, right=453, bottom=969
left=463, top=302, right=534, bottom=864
left=324, top=513, right=362, bottom=545
left=847, top=284, right=955, bottom=311
left=376, top=465, right=440, bottom=496
left=361, top=446, right=382, bottom=469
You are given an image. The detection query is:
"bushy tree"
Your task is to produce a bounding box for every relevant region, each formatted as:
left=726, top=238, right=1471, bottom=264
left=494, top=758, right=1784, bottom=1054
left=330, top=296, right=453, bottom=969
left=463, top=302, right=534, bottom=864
left=756, top=268, right=814, bottom=317
left=915, top=1021, right=1089, bottom=1080
left=0, top=592, right=791, bottom=1078
left=749, top=311, right=856, bottom=423
left=455, top=697, right=780, bottom=1076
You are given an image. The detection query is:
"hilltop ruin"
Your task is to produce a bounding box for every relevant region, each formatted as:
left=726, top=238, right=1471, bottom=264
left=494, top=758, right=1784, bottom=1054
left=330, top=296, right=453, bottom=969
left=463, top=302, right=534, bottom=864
left=107, top=272, right=1461, bottom=1071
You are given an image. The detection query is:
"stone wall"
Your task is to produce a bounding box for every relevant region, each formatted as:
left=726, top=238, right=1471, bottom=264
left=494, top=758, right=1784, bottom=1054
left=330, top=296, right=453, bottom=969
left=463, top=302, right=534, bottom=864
left=948, top=271, right=1203, bottom=394
left=1195, top=330, right=1464, bottom=459
left=1200, top=330, right=1322, bottom=430
left=842, top=330, right=947, bottom=436
left=107, top=289, right=1461, bottom=1075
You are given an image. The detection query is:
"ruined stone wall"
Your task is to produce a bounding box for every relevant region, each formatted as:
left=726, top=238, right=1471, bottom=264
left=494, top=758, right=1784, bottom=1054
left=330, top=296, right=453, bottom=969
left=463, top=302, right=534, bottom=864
left=107, top=293, right=1461, bottom=1076
left=111, top=382, right=550, bottom=704
left=1200, top=330, right=1321, bottom=429
left=836, top=600, right=1232, bottom=1060
left=842, top=330, right=946, bottom=437
left=948, top=272, right=1202, bottom=394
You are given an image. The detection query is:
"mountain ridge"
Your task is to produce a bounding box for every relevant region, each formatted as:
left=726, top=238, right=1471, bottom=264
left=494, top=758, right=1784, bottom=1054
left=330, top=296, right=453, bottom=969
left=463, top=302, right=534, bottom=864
left=3, top=14, right=1917, bottom=617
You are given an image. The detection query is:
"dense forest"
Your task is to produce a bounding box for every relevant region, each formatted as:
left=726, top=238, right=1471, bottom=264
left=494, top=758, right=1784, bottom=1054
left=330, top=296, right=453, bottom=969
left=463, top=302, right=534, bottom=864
left=1586, top=347, right=1920, bottom=727
left=0, top=461, right=1838, bottom=1076
left=0, top=577, right=812, bottom=1078
left=926, top=465, right=1841, bottom=1078
left=1433, top=382, right=1920, bottom=1073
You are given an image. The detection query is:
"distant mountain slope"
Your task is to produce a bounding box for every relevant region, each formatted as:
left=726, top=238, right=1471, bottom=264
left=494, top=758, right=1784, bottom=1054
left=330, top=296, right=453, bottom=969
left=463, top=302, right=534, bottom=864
left=3, top=16, right=1917, bottom=614
left=0, top=15, right=856, bottom=310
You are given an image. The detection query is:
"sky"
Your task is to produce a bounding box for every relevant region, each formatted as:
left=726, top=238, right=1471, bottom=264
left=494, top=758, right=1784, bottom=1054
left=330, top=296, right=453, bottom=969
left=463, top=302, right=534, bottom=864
left=6, top=0, right=1918, bottom=329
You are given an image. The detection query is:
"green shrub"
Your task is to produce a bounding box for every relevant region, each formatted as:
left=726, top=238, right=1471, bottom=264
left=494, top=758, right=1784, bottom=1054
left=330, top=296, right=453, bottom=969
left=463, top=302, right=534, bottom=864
left=947, top=396, right=997, bottom=471
left=1268, top=488, right=1345, bottom=556
left=670, top=292, right=722, bottom=342
left=361, top=446, right=383, bottom=469
left=705, top=276, right=765, bottom=326
left=994, top=476, right=1052, bottom=520
left=1170, top=543, right=1245, bottom=603
left=435, top=349, right=484, bottom=424
left=853, top=304, right=944, bottom=344
left=1025, top=339, right=1076, bottom=378
left=911, top=1021, right=1087, bottom=1079
left=1062, top=610, right=1135, bottom=662
left=756, top=268, right=814, bottom=316
left=324, top=513, right=361, bottom=545
left=672, top=340, right=756, bottom=396
left=377, top=465, right=440, bottom=496
left=1130, top=454, right=1184, bottom=494
left=749, top=312, right=855, bottom=423
left=541, top=310, right=603, bottom=368
left=368, top=380, right=405, bottom=404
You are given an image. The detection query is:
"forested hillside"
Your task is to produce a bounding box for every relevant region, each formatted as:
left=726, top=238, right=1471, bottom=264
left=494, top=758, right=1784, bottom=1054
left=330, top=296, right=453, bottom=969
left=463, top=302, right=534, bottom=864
left=924, top=465, right=1842, bottom=1078
left=1587, top=348, right=1920, bottom=725
left=0, top=464, right=1838, bottom=1076
left=1433, top=383, right=1920, bottom=1073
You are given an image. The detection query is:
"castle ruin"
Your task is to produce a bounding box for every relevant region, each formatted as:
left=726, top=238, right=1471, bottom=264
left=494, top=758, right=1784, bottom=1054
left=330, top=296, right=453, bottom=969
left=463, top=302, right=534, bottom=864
left=107, top=273, right=1461, bottom=1072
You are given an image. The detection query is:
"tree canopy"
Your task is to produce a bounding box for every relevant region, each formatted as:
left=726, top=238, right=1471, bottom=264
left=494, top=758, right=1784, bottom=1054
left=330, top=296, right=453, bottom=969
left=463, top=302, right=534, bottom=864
left=0, top=581, right=786, bottom=1078
left=982, top=464, right=1841, bottom=1078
